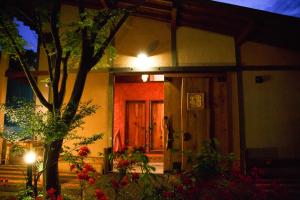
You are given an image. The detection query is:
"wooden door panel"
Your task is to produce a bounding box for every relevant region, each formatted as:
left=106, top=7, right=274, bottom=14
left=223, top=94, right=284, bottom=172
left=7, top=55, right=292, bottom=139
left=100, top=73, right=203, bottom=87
left=164, top=74, right=230, bottom=171
left=125, top=101, right=146, bottom=147
left=182, top=78, right=210, bottom=169
left=150, top=101, right=164, bottom=152
left=212, top=78, right=229, bottom=154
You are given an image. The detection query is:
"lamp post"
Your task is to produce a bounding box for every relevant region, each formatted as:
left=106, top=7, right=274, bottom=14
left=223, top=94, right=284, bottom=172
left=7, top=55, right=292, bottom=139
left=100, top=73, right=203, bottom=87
left=24, top=151, right=36, bottom=188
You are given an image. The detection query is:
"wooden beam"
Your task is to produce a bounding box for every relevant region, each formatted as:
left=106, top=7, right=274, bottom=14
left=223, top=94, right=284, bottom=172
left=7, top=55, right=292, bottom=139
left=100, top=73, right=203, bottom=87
left=234, top=39, right=246, bottom=173
left=236, top=20, right=255, bottom=46
left=171, top=0, right=178, bottom=66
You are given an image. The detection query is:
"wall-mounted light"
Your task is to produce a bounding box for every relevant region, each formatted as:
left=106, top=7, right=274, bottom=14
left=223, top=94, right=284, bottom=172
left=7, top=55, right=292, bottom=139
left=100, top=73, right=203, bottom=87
left=134, top=53, right=152, bottom=70
left=141, top=74, right=149, bottom=82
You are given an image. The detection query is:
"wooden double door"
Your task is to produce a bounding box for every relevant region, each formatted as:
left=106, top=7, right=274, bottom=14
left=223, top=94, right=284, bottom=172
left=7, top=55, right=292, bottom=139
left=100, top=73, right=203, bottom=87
left=164, top=74, right=231, bottom=171
left=125, top=100, right=164, bottom=153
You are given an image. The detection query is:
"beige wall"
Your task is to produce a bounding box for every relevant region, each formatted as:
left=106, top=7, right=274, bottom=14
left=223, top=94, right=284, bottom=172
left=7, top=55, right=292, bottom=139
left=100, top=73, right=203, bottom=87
left=63, top=72, right=110, bottom=157
left=0, top=54, right=9, bottom=157
left=243, top=71, right=300, bottom=158
left=114, top=16, right=172, bottom=68
left=241, top=42, right=300, bottom=66
left=177, top=27, right=236, bottom=66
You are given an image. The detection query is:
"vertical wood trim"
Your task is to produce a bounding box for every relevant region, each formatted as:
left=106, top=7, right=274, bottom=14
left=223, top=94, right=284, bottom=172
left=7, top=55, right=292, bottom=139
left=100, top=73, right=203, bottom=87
left=171, top=2, right=178, bottom=66
left=235, top=41, right=246, bottom=173
left=180, top=77, right=184, bottom=166
left=108, top=73, right=115, bottom=147
left=208, top=78, right=215, bottom=140
left=226, top=72, right=234, bottom=153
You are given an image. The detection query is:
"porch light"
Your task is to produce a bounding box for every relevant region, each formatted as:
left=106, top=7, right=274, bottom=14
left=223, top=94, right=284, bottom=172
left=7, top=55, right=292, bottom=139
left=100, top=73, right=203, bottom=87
left=24, top=151, right=37, bottom=164
left=134, top=53, right=152, bottom=70
left=141, top=74, right=149, bottom=82
left=24, top=151, right=36, bottom=189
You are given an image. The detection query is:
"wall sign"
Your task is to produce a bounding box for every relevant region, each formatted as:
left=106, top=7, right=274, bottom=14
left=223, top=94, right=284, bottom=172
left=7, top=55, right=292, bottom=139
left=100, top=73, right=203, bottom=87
left=187, top=93, right=205, bottom=110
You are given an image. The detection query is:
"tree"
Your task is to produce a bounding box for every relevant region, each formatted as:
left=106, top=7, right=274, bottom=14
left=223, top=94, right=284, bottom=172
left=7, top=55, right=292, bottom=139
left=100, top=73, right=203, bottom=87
left=0, top=0, right=131, bottom=197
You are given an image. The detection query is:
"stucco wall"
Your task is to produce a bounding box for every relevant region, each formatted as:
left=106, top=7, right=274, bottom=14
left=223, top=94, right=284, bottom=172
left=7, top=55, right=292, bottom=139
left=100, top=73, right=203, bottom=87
left=177, top=27, right=236, bottom=66
left=243, top=71, right=300, bottom=158
left=63, top=72, right=109, bottom=158
left=0, top=54, right=9, bottom=159
left=240, top=42, right=300, bottom=66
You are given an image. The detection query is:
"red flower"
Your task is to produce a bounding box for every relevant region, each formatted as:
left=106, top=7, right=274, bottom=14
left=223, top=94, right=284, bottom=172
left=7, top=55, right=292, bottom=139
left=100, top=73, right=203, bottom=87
left=120, top=175, right=129, bottom=186
left=57, top=195, right=63, bottom=200
left=77, top=172, right=89, bottom=180
left=131, top=173, right=139, bottom=181
left=163, top=191, right=173, bottom=198
left=116, top=159, right=130, bottom=169
left=111, top=179, right=120, bottom=190
left=70, top=164, right=76, bottom=171
left=88, top=177, right=96, bottom=185
left=182, top=175, right=192, bottom=186
left=47, top=188, right=56, bottom=195
left=95, top=188, right=108, bottom=200
left=47, top=188, right=56, bottom=200
left=83, top=163, right=96, bottom=172
left=78, top=146, right=90, bottom=157
left=176, top=184, right=184, bottom=193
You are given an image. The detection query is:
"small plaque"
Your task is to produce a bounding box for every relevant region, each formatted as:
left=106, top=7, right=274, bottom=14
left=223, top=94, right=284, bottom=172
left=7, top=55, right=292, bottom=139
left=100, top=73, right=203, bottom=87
left=187, top=93, right=205, bottom=110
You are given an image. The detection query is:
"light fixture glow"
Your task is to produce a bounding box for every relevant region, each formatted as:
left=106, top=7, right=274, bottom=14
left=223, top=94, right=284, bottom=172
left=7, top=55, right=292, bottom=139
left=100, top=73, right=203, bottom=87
left=134, top=53, right=152, bottom=69
left=141, top=74, right=149, bottom=82
left=24, top=151, right=37, bottom=164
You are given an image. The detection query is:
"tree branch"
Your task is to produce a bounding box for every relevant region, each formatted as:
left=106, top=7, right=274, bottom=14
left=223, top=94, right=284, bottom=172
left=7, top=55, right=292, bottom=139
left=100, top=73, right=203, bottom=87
left=90, top=11, right=129, bottom=67
left=78, top=0, right=92, bottom=65
left=37, top=15, right=54, bottom=84
left=0, top=19, right=52, bottom=110
left=50, top=0, right=62, bottom=110
left=58, top=51, right=70, bottom=108
left=90, top=10, right=112, bottom=44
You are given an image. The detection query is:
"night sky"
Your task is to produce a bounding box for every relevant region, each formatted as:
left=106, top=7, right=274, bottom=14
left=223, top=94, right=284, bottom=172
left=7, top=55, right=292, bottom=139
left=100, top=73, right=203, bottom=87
left=214, top=0, right=300, bottom=18
left=14, top=19, right=38, bottom=52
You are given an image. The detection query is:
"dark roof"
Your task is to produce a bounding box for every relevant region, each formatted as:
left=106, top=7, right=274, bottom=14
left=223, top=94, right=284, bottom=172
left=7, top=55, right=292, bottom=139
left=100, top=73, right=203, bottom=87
left=7, top=0, right=300, bottom=51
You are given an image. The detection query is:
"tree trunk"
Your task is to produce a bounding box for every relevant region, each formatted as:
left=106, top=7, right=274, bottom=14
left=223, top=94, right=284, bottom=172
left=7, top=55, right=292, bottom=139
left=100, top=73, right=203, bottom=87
left=44, top=139, right=63, bottom=197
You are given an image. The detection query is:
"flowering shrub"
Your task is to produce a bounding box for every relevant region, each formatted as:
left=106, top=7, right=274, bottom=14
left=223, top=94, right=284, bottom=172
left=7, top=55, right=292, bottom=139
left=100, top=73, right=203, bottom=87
left=47, top=188, right=63, bottom=200
left=108, top=146, right=156, bottom=199
left=67, top=146, right=109, bottom=200
left=153, top=140, right=288, bottom=200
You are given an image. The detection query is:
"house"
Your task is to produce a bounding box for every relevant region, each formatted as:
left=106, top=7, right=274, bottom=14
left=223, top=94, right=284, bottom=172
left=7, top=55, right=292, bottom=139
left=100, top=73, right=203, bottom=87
left=0, top=0, right=300, bottom=174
